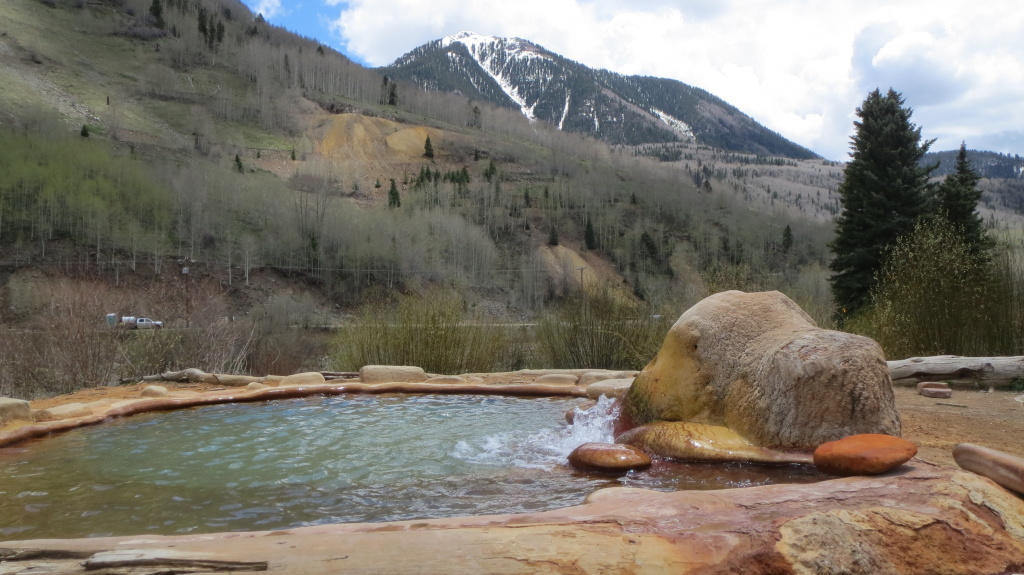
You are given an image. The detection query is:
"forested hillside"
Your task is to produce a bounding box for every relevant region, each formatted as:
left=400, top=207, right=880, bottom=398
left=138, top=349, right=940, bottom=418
left=2, top=0, right=1022, bottom=398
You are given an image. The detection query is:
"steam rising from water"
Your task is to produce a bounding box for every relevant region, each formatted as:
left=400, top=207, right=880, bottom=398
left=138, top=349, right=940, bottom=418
left=452, top=395, right=620, bottom=469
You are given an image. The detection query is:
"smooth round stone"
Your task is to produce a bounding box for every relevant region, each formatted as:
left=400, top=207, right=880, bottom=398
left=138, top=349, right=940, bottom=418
left=920, top=387, right=953, bottom=399
left=568, top=442, right=651, bottom=473
left=814, top=434, right=917, bottom=476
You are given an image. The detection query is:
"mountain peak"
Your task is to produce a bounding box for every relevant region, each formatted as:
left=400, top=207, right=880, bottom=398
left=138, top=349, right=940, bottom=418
left=383, top=34, right=819, bottom=158
left=441, top=31, right=549, bottom=60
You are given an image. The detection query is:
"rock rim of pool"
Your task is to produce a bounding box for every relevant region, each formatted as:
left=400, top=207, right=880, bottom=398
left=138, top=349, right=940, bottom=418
left=3, top=370, right=1024, bottom=572
left=2, top=462, right=1023, bottom=573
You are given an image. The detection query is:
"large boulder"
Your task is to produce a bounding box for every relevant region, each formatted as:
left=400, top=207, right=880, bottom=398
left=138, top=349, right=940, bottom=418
left=619, top=290, right=900, bottom=450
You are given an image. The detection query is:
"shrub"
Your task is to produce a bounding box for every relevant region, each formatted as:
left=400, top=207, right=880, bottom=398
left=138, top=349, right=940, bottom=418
left=332, top=290, right=528, bottom=374
left=536, top=283, right=672, bottom=369
left=848, top=217, right=1024, bottom=358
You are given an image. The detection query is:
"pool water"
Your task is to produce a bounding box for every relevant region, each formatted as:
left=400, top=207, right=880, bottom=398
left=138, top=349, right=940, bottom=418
left=0, top=395, right=821, bottom=540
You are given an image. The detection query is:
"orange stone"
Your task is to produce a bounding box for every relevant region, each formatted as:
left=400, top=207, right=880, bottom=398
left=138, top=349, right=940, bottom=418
left=813, top=434, right=917, bottom=476
left=568, top=442, right=652, bottom=473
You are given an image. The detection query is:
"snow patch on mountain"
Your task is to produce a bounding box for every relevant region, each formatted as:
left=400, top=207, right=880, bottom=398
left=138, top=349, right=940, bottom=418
left=558, top=92, right=571, bottom=131
left=443, top=31, right=546, bottom=119
left=652, top=108, right=694, bottom=139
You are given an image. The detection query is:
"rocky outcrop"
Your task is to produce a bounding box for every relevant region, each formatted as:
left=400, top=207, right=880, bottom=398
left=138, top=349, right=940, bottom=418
left=620, top=291, right=900, bottom=451
left=3, top=464, right=1022, bottom=574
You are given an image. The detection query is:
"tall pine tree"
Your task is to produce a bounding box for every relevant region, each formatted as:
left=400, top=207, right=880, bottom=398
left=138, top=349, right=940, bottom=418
left=937, top=142, right=992, bottom=258
left=829, top=88, right=936, bottom=318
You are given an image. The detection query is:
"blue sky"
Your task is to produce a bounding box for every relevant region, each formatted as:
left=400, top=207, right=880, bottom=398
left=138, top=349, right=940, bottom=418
left=240, top=0, right=1024, bottom=161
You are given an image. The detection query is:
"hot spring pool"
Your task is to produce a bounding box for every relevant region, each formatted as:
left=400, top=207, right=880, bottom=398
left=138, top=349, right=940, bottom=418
left=0, top=394, right=820, bottom=539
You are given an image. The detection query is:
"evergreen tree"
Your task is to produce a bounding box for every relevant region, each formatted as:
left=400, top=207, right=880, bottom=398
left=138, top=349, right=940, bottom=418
left=781, top=224, right=793, bottom=254
left=937, top=142, right=992, bottom=258
left=149, top=0, right=165, bottom=29
left=547, top=224, right=559, bottom=246
left=423, top=136, right=434, bottom=159
left=234, top=154, right=243, bottom=173
left=387, top=178, right=400, bottom=208
left=829, top=88, right=936, bottom=318
left=584, top=216, right=597, bottom=250
left=80, top=124, right=89, bottom=138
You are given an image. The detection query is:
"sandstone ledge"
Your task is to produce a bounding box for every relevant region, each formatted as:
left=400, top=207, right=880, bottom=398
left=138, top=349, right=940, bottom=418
left=2, top=463, right=1022, bottom=574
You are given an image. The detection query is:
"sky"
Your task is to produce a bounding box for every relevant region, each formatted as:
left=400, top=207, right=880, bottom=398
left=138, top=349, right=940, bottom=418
left=241, top=0, right=1024, bottom=161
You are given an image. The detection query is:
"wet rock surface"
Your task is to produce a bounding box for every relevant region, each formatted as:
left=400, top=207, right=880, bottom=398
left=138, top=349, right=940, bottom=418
left=568, top=442, right=651, bottom=472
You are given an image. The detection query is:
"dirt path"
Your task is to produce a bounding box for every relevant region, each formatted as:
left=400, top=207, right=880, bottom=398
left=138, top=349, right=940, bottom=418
left=895, top=386, right=1024, bottom=467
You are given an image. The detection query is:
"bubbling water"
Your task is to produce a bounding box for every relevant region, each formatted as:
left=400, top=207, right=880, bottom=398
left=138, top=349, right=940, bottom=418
left=452, top=395, right=620, bottom=469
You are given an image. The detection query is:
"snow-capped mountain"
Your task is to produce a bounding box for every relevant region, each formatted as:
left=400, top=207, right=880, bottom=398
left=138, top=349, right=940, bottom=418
left=381, top=32, right=817, bottom=159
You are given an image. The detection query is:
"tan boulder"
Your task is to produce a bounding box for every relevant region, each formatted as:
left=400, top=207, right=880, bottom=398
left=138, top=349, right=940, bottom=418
left=0, top=397, right=31, bottom=426
left=140, top=385, right=169, bottom=398
left=585, top=378, right=633, bottom=399
left=920, top=387, right=953, bottom=398
left=359, top=365, right=427, bottom=384
left=246, top=382, right=270, bottom=391
left=279, top=372, right=327, bottom=387
left=620, top=290, right=900, bottom=449
left=31, top=402, right=93, bottom=422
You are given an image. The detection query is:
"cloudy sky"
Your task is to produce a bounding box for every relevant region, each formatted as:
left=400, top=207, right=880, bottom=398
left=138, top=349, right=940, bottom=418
left=241, top=0, right=1023, bottom=161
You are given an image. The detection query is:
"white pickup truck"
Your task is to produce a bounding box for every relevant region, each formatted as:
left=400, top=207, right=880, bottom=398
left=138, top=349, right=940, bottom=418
left=120, top=316, right=164, bottom=329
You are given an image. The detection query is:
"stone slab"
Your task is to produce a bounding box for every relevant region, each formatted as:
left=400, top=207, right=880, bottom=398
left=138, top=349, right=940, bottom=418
left=359, top=365, right=427, bottom=384
left=0, top=397, right=31, bottom=426
left=586, top=378, right=633, bottom=399
left=920, top=387, right=953, bottom=398
left=3, top=464, right=1023, bottom=574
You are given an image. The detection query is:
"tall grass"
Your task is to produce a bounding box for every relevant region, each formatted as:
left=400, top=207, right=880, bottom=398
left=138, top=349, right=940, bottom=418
left=331, top=290, right=529, bottom=374
left=847, top=217, right=1024, bottom=358
left=536, top=284, right=673, bottom=369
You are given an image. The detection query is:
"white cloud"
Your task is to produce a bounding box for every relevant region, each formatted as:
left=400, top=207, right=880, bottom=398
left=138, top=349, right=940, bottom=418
left=252, top=0, right=283, bottom=19
left=325, top=0, right=1024, bottom=160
